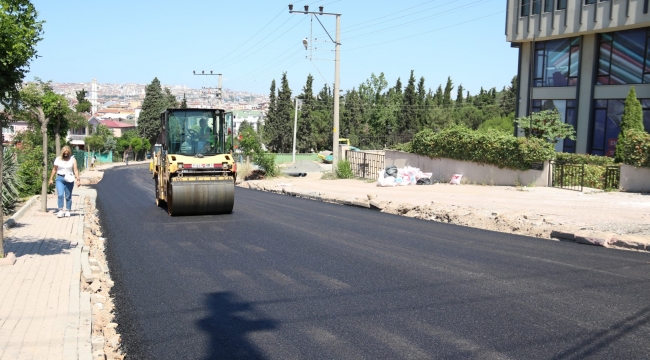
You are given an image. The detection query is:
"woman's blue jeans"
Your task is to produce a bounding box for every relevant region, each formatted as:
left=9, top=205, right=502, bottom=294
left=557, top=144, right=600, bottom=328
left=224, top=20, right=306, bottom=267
left=55, top=176, right=74, bottom=210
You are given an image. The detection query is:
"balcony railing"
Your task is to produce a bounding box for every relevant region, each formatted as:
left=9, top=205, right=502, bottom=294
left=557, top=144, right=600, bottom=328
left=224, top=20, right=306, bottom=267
left=68, top=134, right=87, bottom=141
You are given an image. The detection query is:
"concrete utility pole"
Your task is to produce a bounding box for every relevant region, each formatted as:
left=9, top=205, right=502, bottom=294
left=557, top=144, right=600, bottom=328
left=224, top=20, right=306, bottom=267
left=289, top=4, right=341, bottom=168
left=193, top=71, right=222, bottom=108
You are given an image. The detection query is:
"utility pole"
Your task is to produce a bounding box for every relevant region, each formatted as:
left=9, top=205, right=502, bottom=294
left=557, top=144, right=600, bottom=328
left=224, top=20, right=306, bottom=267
left=193, top=70, right=223, bottom=108
left=289, top=4, right=341, bottom=168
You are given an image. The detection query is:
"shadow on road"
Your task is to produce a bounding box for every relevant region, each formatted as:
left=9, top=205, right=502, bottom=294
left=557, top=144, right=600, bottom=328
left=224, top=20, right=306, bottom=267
left=553, top=305, right=650, bottom=359
left=197, top=292, right=276, bottom=360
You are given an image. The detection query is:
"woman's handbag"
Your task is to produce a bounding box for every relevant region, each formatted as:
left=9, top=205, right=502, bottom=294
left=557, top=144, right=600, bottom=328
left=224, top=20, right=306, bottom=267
left=64, top=173, right=75, bottom=183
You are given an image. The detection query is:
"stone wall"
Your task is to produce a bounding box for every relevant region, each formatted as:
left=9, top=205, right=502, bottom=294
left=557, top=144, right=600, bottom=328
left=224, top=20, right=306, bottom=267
left=620, top=164, right=650, bottom=193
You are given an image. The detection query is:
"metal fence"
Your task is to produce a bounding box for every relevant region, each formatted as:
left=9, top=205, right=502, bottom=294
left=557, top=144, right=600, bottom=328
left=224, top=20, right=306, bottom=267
left=551, top=162, right=584, bottom=191
left=604, top=165, right=620, bottom=190
left=346, top=151, right=385, bottom=179
left=356, top=133, right=415, bottom=150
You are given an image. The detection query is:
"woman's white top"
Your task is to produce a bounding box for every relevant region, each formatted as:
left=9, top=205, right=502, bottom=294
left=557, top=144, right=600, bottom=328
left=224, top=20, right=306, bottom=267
left=54, top=156, right=76, bottom=176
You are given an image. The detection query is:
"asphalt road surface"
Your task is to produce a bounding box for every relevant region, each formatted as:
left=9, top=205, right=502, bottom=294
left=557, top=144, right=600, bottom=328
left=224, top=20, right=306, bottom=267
left=96, top=165, right=650, bottom=360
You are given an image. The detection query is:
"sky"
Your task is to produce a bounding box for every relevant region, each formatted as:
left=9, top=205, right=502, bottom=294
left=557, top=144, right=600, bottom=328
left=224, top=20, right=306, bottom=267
left=28, top=0, right=518, bottom=97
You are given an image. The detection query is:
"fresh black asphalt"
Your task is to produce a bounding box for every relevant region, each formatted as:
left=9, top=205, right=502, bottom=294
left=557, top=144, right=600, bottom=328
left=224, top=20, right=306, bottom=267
left=96, top=164, right=650, bottom=360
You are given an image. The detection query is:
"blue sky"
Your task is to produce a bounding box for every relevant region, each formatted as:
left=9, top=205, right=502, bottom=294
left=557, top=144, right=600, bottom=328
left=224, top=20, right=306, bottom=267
left=28, top=0, right=517, bottom=96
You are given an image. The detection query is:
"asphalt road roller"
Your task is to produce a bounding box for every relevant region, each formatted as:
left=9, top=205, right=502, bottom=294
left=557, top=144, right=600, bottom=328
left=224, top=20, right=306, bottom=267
left=153, top=108, right=236, bottom=216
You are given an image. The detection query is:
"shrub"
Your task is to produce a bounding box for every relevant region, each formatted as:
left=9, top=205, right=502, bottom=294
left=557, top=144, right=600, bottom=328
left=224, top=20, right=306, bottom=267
left=253, top=152, right=279, bottom=177
left=477, top=114, right=515, bottom=134
left=391, top=142, right=412, bottom=152
left=2, top=148, right=23, bottom=215
left=515, top=109, right=576, bottom=144
left=410, top=127, right=555, bottom=170
left=555, top=152, right=615, bottom=166
left=615, top=129, right=650, bottom=167
left=336, top=159, right=353, bottom=179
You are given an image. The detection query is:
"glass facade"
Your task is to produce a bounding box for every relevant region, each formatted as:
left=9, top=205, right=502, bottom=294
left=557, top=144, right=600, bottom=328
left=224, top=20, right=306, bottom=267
left=591, top=99, right=650, bottom=156
left=521, top=0, right=530, bottom=16
left=533, top=38, right=580, bottom=87
left=557, top=0, right=567, bottom=10
left=597, top=28, right=650, bottom=85
left=532, top=99, right=577, bottom=153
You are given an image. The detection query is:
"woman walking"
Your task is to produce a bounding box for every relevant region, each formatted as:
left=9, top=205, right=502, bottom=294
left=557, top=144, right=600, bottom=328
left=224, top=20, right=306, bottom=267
left=48, top=146, right=80, bottom=218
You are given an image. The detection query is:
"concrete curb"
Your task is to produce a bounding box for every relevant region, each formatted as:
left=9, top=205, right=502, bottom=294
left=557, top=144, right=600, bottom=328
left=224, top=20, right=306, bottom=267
left=241, top=181, right=650, bottom=254
left=3, top=195, right=39, bottom=231
left=550, top=230, right=649, bottom=252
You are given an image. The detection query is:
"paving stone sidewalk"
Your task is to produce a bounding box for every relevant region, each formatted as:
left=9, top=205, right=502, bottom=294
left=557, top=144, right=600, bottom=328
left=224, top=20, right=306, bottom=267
left=0, top=193, right=91, bottom=360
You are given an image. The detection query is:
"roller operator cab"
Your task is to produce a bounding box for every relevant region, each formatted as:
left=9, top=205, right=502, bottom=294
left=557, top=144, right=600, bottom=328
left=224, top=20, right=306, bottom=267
left=153, top=108, right=236, bottom=216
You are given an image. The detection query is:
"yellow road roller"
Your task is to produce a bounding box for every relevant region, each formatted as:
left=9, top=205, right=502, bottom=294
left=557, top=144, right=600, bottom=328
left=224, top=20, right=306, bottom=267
left=153, top=108, right=236, bottom=216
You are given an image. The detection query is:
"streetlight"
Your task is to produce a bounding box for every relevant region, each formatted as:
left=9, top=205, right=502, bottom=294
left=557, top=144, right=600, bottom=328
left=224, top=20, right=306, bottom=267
left=289, top=4, right=341, bottom=168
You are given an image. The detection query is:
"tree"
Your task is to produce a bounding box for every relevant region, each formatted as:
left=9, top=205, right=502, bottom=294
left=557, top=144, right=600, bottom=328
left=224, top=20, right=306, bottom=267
left=399, top=70, right=417, bottom=133
left=433, top=85, right=443, bottom=107
left=266, top=73, right=293, bottom=153
left=164, top=87, right=178, bottom=109
left=442, top=76, right=454, bottom=108
left=616, top=86, right=645, bottom=161
left=18, top=82, right=52, bottom=213
left=456, top=84, right=464, bottom=106
left=515, top=109, right=576, bottom=144
left=264, top=80, right=277, bottom=148
left=298, top=74, right=314, bottom=152
left=43, top=91, right=70, bottom=156
left=0, top=0, right=43, bottom=257
left=180, top=93, right=188, bottom=109
left=239, top=120, right=253, bottom=134
left=138, top=77, right=167, bottom=145
left=75, top=89, right=92, bottom=113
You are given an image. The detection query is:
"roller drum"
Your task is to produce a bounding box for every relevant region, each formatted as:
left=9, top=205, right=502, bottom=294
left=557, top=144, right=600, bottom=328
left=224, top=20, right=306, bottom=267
left=167, top=180, right=234, bottom=216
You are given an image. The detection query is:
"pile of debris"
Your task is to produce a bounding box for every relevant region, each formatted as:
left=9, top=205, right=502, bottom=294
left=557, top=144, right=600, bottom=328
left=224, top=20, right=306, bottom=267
left=377, top=165, right=434, bottom=187
left=82, top=197, right=125, bottom=360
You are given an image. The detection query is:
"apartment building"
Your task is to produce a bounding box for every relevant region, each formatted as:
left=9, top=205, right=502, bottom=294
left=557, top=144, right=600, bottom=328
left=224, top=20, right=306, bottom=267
left=506, top=0, right=650, bottom=155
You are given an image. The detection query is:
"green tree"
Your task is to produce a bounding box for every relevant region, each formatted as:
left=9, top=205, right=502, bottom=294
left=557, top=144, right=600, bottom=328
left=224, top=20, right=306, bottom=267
left=0, top=0, right=43, bottom=257
left=433, top=85, right=443, bottom=107
left=164, top=87, right=178, bottom=108
left=616, top=86, right=645, bottom=161
left=456, top=84, right=464, bottom=106
left=477, top=114, right=515, bottom=134
left=264, top=79, right=277, bottom=148
left=515, top=109, right=576, bottom=144
left=138, top=77, right=166, bottom=145
left=75, top=89, right=92, bottom=113
left=399, top=70, right=417, bottom=133
left=43, top=92, right=70, bottom=156
left=268, top=72, right=293, bottom=152
left=180, top=93, right=188, bottom=109
left=238, top=120, right=253, bottom=134
left=498, top=76, right=517, bottom=116
left=442, top=76, right=454, bottom=108
left=298, top=74, right=314, bottom=152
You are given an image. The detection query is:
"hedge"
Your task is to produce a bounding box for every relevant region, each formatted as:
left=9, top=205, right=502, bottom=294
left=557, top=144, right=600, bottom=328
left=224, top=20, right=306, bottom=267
left=410, top=127, right=556, bottom=171
left=616, top=130, right=650, bottom=168
left=555, top=152, right=615, bottom=166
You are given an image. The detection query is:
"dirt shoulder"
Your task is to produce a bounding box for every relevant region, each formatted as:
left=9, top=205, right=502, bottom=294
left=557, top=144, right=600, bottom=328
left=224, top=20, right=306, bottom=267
left=240, top=172, right=650, bottom=251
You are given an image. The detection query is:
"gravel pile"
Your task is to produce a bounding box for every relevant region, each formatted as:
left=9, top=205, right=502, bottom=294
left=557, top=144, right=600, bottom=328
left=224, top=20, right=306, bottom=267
left=281, top=160, right=324, bottom=174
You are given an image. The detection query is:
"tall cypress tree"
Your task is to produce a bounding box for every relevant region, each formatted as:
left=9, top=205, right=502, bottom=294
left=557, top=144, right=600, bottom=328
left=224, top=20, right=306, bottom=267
left=416, top=77, right=426, bottom=130
left=298, top=74, right=314, bottom=152
left=433, top=85, right=443, bottom=107
left=442, top=76, right=454, bottom=108
left=138, top=77, right=166, bottom=144
left=274, top=72, right=293, bottom=153
left=264, top=80, right=277, bottom=148
left=456, top=84, right=464, bottom=106
left=399, top=70, right=417, bottom=133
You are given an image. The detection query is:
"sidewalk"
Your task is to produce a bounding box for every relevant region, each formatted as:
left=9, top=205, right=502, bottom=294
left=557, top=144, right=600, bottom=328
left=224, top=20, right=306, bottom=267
left=0, top=192, right=91, bottom=360
left=0, top=159, right=139, bottom=359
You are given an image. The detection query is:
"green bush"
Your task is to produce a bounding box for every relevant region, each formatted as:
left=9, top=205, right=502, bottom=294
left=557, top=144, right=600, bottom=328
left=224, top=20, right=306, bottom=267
left=477, top=114, right=515, bottom=134
left=555, top=152, right=615, bottom=166
left=336, top=159, right=353, bottom=179
left=391, top=142, right=412, bottom=152
left=410, top=127, right=555, bottom=170
left=2, top=148, right=23, bottom=215
left=254, top=152, right=279, bottom=177
left=615, top=130, right=650, bottom=167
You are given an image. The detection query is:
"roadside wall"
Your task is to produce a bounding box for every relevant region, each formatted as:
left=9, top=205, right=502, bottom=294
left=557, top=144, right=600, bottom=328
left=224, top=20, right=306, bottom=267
left=385, top=150, right=550, bottom=186
left=620, top=164, right=650, bottom=193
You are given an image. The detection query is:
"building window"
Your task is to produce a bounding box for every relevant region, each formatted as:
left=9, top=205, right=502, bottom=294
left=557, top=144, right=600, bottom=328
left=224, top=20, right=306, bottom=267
left=521, top=0, right=530, bottom=16
left=532, top=0, right=542, bottom=14
left=544, top=0, right=554, bottom=12
left=591, top=99, right=650, bottom=156
left=597, top=28, right=650, bottom=85
left=557, top=0, right=567, bottom=10
left=585, top=0, right=596, bottom=4
left=533, top=38, right=580, bottom=87
left=2, top=126, right=15, bottom=134
left=532, top=99, right=577, bottom=153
